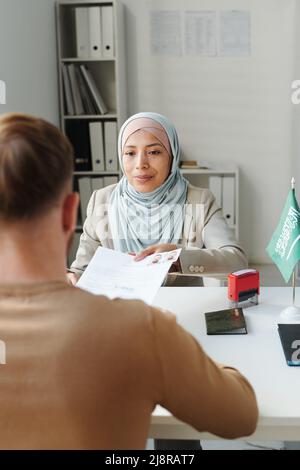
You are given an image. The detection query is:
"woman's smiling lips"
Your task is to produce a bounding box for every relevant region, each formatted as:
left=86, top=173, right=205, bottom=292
left=134, top=175, right=154, bottom=183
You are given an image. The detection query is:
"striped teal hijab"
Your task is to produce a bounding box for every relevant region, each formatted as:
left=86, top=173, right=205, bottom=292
left=108, top=112, right=188, bottom=252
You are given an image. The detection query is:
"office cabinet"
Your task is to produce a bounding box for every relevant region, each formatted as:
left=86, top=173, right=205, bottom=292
left=56, top=0, right=126, bottom=227
left=56, top=0, right=127, bottom=266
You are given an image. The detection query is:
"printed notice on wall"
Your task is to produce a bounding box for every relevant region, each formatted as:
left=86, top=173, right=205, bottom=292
left=185, top=11, right=217, bottom=56
left=219, top=10, right=251, bottom=56
left=150, top=10, right=182, bottom=56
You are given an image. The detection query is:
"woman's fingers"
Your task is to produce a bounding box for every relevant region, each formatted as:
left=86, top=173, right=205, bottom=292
left=135, top=244, right=177, bottom=261
left=66, top=272, right=78, bottom=285
left=134, top=247, right=155, bottom=261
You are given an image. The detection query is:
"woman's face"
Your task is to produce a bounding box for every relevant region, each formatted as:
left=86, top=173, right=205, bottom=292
left=122, top=130, right=172, bottom=193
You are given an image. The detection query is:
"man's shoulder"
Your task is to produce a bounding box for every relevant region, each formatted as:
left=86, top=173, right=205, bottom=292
left=58, top=284, right=178, bottom=342
left=67, top=286, right=153, bottom=322
left=71, top=288, right=177, bottom=339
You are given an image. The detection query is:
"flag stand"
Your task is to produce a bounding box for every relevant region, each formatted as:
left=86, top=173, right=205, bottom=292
left=280, top=177, right=300, bottom=320
left=267, top=176, right=300, bottom=320
left=281, top=262, right=300, bottom=320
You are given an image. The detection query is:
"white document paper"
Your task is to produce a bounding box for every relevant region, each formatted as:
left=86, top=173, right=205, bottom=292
left=219, top=10, right=251, bottom=57
left=150, top=10, right=182, bottom=56
left=185, top=11, right=216, bottom=56
left=76, top=247, right=182, bottom=304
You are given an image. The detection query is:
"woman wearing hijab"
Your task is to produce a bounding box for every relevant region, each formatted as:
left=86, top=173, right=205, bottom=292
left=68, top=112, right=247, bottom=284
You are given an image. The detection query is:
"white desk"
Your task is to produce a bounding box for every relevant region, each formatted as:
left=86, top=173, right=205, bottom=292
left=150, top=287, right=300, bottom=441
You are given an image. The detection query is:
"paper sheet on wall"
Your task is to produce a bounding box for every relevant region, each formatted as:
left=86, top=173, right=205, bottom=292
left=219, top=10, right=251, bottom=57
left=76, top=247, right=182, bottom=305
left=185, top=11, right=217, bottom=56
left=150, top=10, right=182, bottom=56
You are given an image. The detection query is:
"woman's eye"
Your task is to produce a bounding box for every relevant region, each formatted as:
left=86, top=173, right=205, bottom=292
left=124, top=151, right=135, bottom=157
left=148, top=150, right=161, bottom=156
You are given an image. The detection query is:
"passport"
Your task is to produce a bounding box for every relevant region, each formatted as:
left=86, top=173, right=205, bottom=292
left=205, top=308, right=247, bottom=335
left=278, top=324, right=300, bottom=366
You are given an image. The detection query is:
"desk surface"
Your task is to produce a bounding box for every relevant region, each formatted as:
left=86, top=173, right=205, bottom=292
left=150, top=287, right=300, bottom=441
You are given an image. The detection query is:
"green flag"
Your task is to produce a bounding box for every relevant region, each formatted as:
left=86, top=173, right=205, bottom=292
left=266, top=189, right=300, bottom=282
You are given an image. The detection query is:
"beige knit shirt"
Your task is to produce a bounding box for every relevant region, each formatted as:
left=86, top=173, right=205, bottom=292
left=0, top=281, right=258, bottom=449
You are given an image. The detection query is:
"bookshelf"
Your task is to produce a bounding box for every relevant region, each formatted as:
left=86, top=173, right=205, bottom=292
left=180, top=166, right=239, bottom=240
left=56, top=0, right=127, bottom=239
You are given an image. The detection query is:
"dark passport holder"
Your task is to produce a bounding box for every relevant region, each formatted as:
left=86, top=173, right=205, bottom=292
left=205, top=308, right=247, bottom=335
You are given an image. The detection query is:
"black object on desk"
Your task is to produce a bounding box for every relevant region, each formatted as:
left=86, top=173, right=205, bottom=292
left=205, top=308, right=247, bottom=335
left=278, top=324, right=300, bottom=366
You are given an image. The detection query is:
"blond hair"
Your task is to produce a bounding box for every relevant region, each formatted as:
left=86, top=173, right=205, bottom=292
left=0, top=113, right=74, bottom=220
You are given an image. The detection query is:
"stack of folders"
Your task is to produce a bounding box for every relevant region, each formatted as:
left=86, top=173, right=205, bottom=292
left=74, top=5, right=114, bottom=59
left=78, top=176, right=118, bottom=221
left=66, top=121, right=91, bottom=171
left=62, top=63, right=108, bottom=116
left=208, top=175, right=235, bottom=226
left=89, top=121, right=118, bottom=172
left=67, top=120, right=118, bottom=173
left=278, top=324, right=300, bottom=366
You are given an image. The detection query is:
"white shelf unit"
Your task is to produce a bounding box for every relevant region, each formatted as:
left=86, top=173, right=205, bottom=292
left=180, top=167, right=239, bottom=240
left=56, top=0, right=127, bottom=232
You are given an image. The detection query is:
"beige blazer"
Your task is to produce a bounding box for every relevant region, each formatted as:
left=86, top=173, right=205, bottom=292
left=71, top=184, right=247, bottom=277
left=0, top=281, right=258, bottom=449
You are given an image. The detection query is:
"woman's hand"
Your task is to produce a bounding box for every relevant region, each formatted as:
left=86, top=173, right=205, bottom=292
left=66, top=272, right=79, bottom=286
left=134, top=244, right=177, bottom=261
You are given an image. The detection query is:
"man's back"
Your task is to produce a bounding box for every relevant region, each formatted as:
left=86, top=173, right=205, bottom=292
left=0, top=282, right=161, bottom=449
left=0, top=281, right=258, bottom=450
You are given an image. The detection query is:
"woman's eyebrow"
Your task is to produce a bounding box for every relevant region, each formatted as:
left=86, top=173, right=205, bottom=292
left=124, top=143, right=163, bottom=149
left=145, top=143, right=163, bottom=148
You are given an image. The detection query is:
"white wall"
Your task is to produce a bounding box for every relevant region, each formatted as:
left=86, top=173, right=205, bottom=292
left=0, top=0, right=59, bottom=125
left=292, top=0, right=300, bottom=205
left=0, top=0, right=298, bottom=263
left=123, top=0, right=297, bottom=263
